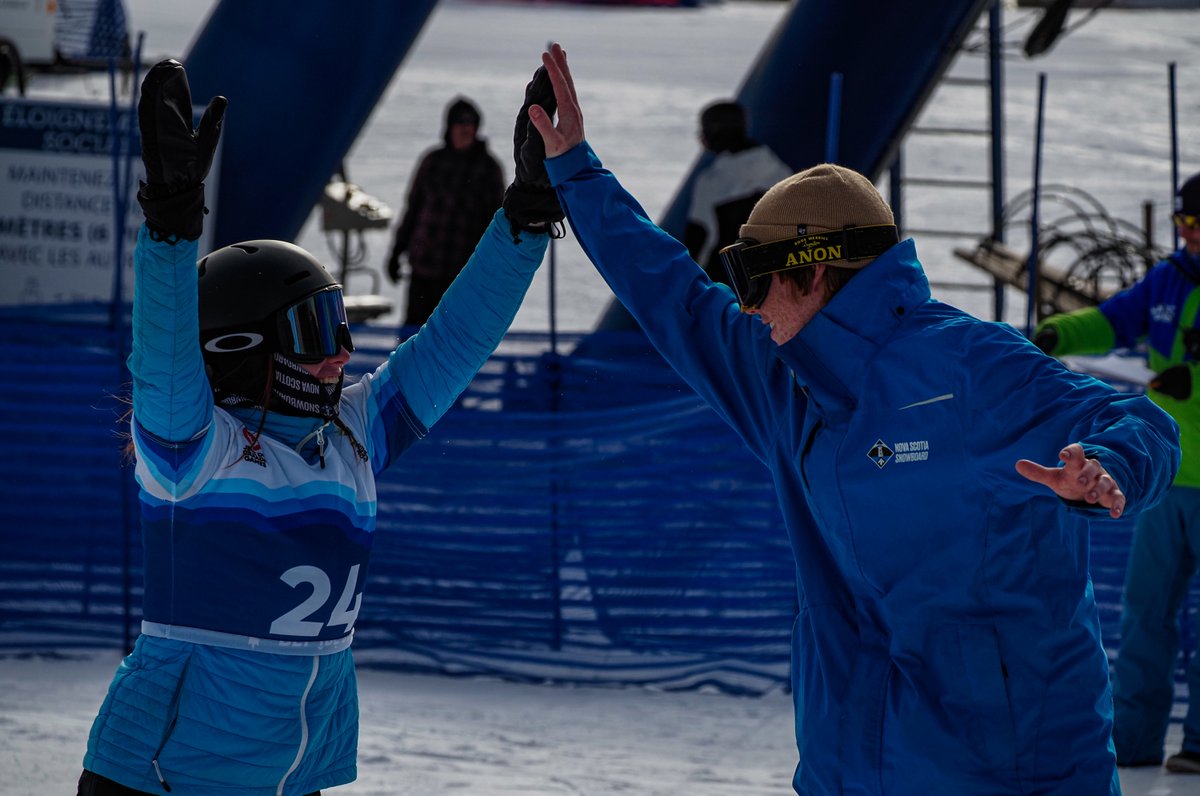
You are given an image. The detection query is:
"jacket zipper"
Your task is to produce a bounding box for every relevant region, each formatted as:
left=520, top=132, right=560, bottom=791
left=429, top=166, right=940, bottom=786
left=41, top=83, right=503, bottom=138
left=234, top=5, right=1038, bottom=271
left=149, top=655, right=192, bottom=793
left=151, top=759, right=172, bottom=792
left=800, top=418, right=823, bottom=491
left=276, top=655, right=320, bottom=796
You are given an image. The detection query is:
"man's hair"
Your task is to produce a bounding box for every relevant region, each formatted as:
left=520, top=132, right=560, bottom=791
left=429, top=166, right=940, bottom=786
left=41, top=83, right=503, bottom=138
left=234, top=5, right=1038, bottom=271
left=781, top=263, right=859, bottom=300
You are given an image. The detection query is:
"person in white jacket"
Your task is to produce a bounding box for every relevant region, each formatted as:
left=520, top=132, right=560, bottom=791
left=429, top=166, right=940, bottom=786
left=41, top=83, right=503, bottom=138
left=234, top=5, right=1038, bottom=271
left=683, top=100, right=792, bottom=282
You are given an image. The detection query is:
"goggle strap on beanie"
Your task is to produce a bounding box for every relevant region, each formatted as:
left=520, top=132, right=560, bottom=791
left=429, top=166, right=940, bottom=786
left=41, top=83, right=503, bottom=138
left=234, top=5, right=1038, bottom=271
left=735, top=224, right=900, bottom=281
left=719, top=224, right=899, bottom=310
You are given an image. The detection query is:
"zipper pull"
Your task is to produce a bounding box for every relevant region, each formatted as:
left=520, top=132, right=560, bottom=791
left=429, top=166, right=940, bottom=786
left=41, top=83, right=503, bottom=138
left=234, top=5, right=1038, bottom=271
left=316, top=425, right=326, bottom=469
left=151, top=759, right=172, bottom=792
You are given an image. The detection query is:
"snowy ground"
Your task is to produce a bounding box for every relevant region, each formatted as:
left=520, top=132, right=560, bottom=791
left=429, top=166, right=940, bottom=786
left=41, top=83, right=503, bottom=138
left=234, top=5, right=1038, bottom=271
left=0, top=649, right=1186, bottom=795
left=2, top=649, right=797, bottom=795
left=6, top=1, right=1200, bottom=794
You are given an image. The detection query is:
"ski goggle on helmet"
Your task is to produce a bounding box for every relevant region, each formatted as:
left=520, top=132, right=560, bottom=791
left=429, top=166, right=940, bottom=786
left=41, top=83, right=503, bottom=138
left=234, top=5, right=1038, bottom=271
left=717, top=224, right=900, bottom=310
left=279, top=285, right=353, bottom=362
left=198, top=240, right=355, bottom=364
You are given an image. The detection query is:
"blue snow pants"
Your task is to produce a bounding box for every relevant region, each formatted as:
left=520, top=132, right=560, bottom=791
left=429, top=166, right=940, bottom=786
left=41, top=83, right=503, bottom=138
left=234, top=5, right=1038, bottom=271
left=1112, top=485, right=1200, bottom=763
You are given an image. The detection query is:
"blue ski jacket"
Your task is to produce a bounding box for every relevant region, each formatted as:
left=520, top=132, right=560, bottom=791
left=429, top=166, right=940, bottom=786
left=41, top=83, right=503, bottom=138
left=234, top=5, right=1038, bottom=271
left=547, top=143, right=1180, bottom=795
left=83, top=210, right=546, bottom=795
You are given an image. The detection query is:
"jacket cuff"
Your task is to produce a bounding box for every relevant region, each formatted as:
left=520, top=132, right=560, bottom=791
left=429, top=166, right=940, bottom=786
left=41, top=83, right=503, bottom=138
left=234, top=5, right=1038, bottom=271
left=545, top=141, right=597, bottom=187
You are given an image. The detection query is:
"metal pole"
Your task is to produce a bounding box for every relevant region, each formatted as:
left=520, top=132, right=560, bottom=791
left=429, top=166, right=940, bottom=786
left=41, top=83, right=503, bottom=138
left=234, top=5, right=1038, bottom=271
left=1025, top=73, right=1047, bottom=336
left=540, top=40, right=564, bottom=651
left=1143, top=200, right=1155, bottom=252
left=108, top=32, right=144, bottom=327
left=546, top=234, right=562, bottom=650
left=110, top=32, right=144, bottom=654
left=107, top=63, right=124, bottom=332
left=989, top=0, right=1006, bottom=321
left=1173, top=56, right=1194, bottom=711
left=1169, top=62, right=1179, bottom=251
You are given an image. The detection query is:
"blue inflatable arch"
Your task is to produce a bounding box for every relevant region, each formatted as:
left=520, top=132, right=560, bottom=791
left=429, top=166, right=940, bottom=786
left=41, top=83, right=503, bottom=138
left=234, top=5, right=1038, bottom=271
left=598, top=0, right=993, bottom=330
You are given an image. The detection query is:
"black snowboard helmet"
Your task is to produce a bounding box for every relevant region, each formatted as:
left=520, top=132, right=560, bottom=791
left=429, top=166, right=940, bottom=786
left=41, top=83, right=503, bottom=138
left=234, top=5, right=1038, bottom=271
left=197, top=240, right=354, bottom=397
left=1176, top=171, right=1200, bottom=218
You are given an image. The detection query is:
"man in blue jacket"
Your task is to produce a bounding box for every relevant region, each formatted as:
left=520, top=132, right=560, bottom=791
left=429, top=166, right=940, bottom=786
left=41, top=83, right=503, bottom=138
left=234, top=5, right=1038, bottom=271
left=530, top=43, right=1180, bottom=794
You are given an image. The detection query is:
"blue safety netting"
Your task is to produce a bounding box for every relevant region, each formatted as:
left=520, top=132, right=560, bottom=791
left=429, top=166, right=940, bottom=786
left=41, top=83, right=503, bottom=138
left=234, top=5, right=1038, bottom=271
left=0, top=313, right=1194, bottom=703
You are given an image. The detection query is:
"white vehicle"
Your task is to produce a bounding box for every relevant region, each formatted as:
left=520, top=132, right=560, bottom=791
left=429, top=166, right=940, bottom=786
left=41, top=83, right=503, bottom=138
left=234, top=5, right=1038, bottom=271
left=0, top=0, right=57, bottom=70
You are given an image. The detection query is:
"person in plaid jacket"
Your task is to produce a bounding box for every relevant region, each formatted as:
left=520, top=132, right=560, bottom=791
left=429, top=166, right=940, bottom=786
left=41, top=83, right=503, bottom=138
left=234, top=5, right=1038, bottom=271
left=386, top=96, right=505, bottom=327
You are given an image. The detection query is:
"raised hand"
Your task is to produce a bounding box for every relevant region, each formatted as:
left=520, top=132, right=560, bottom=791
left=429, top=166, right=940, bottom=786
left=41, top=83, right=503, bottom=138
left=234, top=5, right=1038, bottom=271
left=1015, top=443, right=1126, bottom=519
left=529, top=43, right=584, bottom=159
left=137, top=59, right=227, bottom=241
left=501, top=62, right=564, bottom=235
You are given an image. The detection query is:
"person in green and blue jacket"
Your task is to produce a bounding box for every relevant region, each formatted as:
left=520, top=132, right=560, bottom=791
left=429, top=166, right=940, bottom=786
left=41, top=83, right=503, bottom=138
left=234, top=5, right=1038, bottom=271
left=1035, top=172, right=1200, bottom=776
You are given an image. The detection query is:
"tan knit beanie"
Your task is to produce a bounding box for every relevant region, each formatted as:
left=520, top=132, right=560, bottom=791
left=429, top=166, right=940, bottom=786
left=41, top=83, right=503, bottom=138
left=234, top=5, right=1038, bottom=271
left=739, top=163, right=894, bottom=269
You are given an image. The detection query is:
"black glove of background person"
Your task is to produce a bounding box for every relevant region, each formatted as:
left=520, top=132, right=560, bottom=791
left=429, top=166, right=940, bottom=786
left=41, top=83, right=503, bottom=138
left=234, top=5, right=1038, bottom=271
left=1032, top=327, right=1059, bottom=355
left=501, top=65, right=565, bottom=238
left=1150, top=364, right=1193, bottom=401
left=386, top=252, right=404, bottom=285
left=138, top=59, right=227, bottom=242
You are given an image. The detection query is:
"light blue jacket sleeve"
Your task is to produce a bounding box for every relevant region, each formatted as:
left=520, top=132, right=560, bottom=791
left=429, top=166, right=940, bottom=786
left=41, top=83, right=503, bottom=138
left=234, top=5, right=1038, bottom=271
left=370, top=208, right=547, bottom=432
left=546, top=142, right=791, bottom=462
left=127, top=226, right=213, bottom=443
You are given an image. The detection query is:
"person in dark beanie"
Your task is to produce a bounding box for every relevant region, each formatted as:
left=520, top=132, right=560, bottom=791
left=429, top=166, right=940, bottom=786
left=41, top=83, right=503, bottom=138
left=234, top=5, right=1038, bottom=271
left=683, top=100, right=791, bottom=282
left=1034, top=170, right=1200, bottom=775
left=385, top=96, right=505, bottom=327
left=528, top=43, right=1180, bottom=794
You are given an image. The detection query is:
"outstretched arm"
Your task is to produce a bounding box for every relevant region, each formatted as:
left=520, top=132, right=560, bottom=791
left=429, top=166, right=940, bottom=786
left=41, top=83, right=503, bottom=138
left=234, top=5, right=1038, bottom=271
left=129, top=60, right=226, bottom=444
left=967, top=322, right=1177, bottom=521
left=358, top=63, right=564, bottom=470
left=530, top=43, right=791, bottom=461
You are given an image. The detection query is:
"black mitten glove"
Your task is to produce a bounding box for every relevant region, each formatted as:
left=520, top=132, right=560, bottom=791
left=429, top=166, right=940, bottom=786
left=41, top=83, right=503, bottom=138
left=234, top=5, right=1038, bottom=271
left=502, top=65, right=565, bottom=239
left=1149, top=364, right=1193, bottom=401
left=1032, top=327, right=1059, bottom=355
left=138, top=59, right=227, bottom=242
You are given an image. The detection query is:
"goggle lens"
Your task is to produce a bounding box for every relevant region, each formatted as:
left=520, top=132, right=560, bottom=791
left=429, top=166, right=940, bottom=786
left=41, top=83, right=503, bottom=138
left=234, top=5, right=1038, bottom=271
left=718, top=242, right=769, bottom=311
left=1174, top=213, right=1200, bottom=230
left=281, top=287, right=353, bottom=361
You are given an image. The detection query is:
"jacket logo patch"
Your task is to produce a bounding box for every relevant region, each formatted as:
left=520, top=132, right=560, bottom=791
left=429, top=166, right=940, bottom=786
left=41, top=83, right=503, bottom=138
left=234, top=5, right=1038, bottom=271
left=868, top=438, right=930, bottom=469
left=868, top=439, right=894, bottom=469
left=241, top=428, right=267, bottom=468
